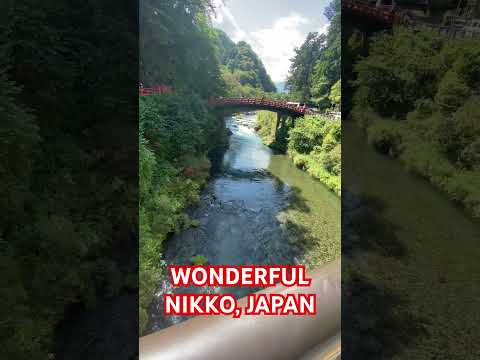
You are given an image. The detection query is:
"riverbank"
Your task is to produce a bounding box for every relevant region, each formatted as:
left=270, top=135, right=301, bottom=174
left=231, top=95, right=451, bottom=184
left=350, top=28, right=480, bottom=219
left=139, top=93, right=228, bottom=334
left=256, top=111, right=341, bottom=195
left=343, top=122, right=480, bottom=359
left=354, top=111, right=480, bottom=219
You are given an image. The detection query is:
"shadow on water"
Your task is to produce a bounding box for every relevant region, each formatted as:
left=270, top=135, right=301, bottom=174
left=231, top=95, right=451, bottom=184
left=343, top=122, right=480, bottom=359
left=343, top=271, right=429, bottom=360
left=286, top=185, right=311, bottom=214
left=343, top=193, right=407, bottom=259
left=342, top=190, right=426, bottom=359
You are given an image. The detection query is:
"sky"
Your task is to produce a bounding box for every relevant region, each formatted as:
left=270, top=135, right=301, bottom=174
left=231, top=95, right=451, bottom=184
left=211, top=0, right=331, bottom=83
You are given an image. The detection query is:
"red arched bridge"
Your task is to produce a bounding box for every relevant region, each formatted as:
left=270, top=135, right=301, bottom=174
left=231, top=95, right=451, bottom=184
left=139, top=86, right=310, bottom=117
left=209, top=97, right=309, bottom=117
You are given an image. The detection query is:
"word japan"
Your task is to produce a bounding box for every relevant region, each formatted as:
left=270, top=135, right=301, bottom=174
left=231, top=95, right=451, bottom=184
left=164, top=265, right=317, bottom=318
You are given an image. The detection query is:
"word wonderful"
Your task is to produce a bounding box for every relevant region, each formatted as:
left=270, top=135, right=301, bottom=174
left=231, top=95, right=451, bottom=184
left=168, top=265, right=312, bottom=287
left=164, top=293, right=316, bottom=318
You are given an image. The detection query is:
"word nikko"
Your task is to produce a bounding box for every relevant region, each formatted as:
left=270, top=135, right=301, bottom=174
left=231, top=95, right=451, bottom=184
left=168, top=265, right=312, bottom=287
left=164, top=265, right=316, bottom=318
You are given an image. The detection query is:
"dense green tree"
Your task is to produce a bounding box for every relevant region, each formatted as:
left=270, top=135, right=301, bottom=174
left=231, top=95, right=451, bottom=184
left=353, top=29, right=443, bottom=118
left=285, top=0, right=341, bottom=108
left=352, top=28, right=480, bottom=217
left=311, top=0, right=341, bottom=108
left=288, top=116, right=341, bottom=194
left=138, top=1, right=238, bottom=336
left=214, top=28, right=238, bottom=65
left=213, top=29, right=276, bottom=95
left=286, top=32, right=325, bottom=102
left=139, top=93, right=220, bottom=333
left=1, top=0, right=138, bottom=357
left=140, top=0, right=224, bottom=97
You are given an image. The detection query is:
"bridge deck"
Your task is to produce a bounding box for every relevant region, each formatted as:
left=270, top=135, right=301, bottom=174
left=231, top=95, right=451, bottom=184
left=210, top=97, right=309, bottom=116
left=139, top=87, right=310, bottom=116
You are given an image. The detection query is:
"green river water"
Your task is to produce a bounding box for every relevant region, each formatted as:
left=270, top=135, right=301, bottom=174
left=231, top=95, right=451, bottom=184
left=344, top=121, right=480, bottom=359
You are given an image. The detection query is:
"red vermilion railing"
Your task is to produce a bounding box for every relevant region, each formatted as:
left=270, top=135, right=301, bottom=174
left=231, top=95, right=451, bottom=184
left=209, top=97, right=308, bottom=115
left=139, top=87, right=309, bottom=116
left=139, top=86, right=174, bottom=96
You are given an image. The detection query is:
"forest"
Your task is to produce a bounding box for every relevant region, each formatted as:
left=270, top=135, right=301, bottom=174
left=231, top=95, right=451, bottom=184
left=1, top=1, right=138, bottom=358
left=349, top=28, right=480, bottom=217
left=215, top=29, right=277, bottom=96
left=286, top=0, right=341, bottom=109
left=139, top=0, right=226, bottom=334
left=139, top=0, right=341, bottom=334
left=255, top=0, right=341, bottom=194
left=0, top=0, right=343, bottom=354
left=139, top=0, right=282, bottom=333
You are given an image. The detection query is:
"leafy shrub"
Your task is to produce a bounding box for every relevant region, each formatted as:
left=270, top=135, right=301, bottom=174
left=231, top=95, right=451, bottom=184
left=366, top=120, right=402, bottom=155
left=435, top=70, right=471, bottom=115
left=256, top=111, right=277, bottom=145
left=353, top=30, right=480, bottom=217
left=318, top=144, right=341, bottom=175
left=139, top=93, right=221, bottom=334
left=288, top=115, right=341, bottom=195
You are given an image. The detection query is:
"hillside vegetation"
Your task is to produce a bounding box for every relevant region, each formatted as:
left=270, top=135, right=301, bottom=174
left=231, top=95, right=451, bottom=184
left=139, top=93, right=226, bottom=332
left=214, top=29, right=277, bottom=97
left=139, top=0, right=230, bottom=334
left=138, top=0, right=277, bottom=334
left=0, top=2, right=137, bottom=358
left=286, top=0, right=340, bottom=109
left=288, top=116, right=341, bottom=195
left=214, top=29, right=276, bottom=96
left=351, top=28, right=480, bottom=217
left=257, top=111, right=341, bottom=195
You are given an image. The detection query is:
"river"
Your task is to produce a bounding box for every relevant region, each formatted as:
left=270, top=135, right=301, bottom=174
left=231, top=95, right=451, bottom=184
left=146, top=113, right=341, bottom=333
left=343, top=122, right=480, bottom=359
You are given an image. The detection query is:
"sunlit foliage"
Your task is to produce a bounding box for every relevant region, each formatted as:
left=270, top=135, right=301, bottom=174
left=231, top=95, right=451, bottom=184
left=286, top=0, right=340, bottom=108
left=353, top=28, right=480, bottom=217
left=288, top=116, right=341, bottom=194
left=213, top=29, right=276, bottom=97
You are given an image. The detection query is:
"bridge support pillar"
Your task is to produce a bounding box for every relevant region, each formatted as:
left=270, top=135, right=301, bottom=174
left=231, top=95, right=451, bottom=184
left=275, top=113, right=288, bottom=138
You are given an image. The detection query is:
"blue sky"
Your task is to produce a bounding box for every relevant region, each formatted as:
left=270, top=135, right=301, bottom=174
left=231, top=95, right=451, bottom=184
left=212, top=0, right=331, bottom=82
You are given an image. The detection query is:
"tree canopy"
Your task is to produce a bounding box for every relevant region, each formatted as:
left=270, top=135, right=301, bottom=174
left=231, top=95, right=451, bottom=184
left=286, top=0, right=340, bottom=108
left=1, top=0, right=138, bottom=357
left=140, top=0, right=224, bottom=98
left=213, top=29, right=277, bottom=96
left=352, top=28, right=480, bottom=217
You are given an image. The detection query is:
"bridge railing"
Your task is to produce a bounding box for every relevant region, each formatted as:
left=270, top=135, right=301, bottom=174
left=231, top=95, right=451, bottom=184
left=139, top=90, right=310, bottom=115
left=210, top=97, right=308, bottom=115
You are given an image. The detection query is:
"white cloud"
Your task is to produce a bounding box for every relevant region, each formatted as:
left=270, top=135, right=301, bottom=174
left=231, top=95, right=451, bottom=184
left=212, top=0, right=246, bottom=42
left=249, top=14, right=310, bottom=82
left=212, top=2, right=329, bottom=82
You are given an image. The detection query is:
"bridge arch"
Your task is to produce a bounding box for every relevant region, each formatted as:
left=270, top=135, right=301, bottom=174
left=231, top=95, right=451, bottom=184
left=208, top=97, right=309, bottom=118
left=138, top=88, right=311, bottom=122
